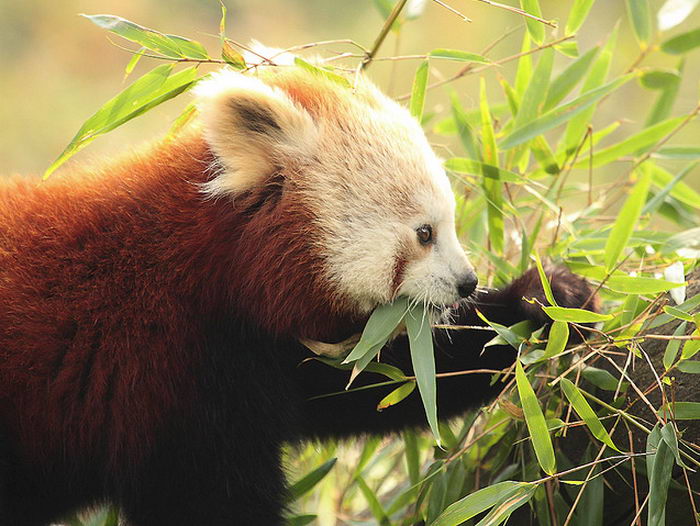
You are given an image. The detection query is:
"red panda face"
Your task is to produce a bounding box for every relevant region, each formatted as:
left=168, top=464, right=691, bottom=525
left=195, top=67, right=476, bottom=319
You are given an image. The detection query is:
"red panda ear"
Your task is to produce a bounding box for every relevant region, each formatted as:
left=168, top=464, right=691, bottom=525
left=195, top=70, right=318, bottom=196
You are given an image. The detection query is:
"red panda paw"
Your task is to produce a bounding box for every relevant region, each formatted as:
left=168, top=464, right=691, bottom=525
left=507, top=265, right=600, bottom=327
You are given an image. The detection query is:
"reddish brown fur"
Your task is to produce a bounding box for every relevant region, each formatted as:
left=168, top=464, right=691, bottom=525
left=0, top=131, right=352, bottom=468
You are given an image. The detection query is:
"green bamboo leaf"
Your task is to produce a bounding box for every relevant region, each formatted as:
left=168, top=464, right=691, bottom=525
left=603, top=169, right=651, bottom=271
left=566, top=0, right=596, bottom=34
left=515, top=47, right=554, bottom=131
left=286, top=515, right=317, bottom=526
left=677, top=360, right=700, bottom=373
left=658, top=401, right=700, bottom=419
left=533, top=253, right=557, bottom=306
left=582, top=366, right=626, bottom=391
left=81, top=14, right=209, bottom=59
left=403, top=430, right=421, bottom=485
left=474, top=483, right=537, bottom=526
left=124, top=47, right=145, bottom=80
left=343, top=297, right=408, bottom=364
left=661, top=27, right=700, bottom=54
left=605, top=276, right=685, bottom=294
left=222, top=40, right=246, bottom=69
left=431, top=481, right=531, bottom=526
left=501, top=74, right=633, bottom=149
left=167, top=103, right=197, bottom=138
left=626, top=0, right=652, bottom=46
left=405, top=303, right=441, bottom=445
left=639, top=69, right=681, bottom=89
left=520, top=0, right=545, bottom=44
left=561, top=379, right=620, bottom=451
left=444, top=158, right=528, bottom=184
left=514, top=33, right=533, bottom=98
left=653, top=146, right=700, bottom=160
left=377, top=381, right=416, bottom=411
left=663, top=305, right=695, bottom=322
left=409, top=60, right=429, bottom=120
left=663, top=322, right=687, bottom=369
left=681, top=329, right=700, bottom=359
left=562, top=23, right=618, bottom=154
left=646, top=59, right=684, bottom=126
left=480, top=78, right=504, bottom=255
left=647, top=427, right=674, bottom=526
left=356, top=476, right=391, bottom=525
left=449, top=93, right=479, bottom=159
left=429, top=49, right=491, bottom=64
left=45, top=65, right=198, bottom=178
left=293, top=57, right=351, bottom=88
left=643, top=162, right=699, bottom=214
left=542, top=306, right=613, bottom=323
left=516, top=361, right=556, bottom=475
left=539, top=321, right=569, bottom=361
left=544, top=46, right=599, bottom=111
left=286, top=458, right=337, bottom=502
left=574, top=116, right=684, bottom=168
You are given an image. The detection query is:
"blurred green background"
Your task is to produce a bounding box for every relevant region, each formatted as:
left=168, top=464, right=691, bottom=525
left=1, top=0, right=698, bottom=178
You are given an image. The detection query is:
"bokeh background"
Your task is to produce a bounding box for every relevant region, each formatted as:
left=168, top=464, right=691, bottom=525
left=1, top=0, right=698, bottom=180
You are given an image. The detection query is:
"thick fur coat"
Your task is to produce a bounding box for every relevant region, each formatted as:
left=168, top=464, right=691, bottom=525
left=0, top=66, right=595, bottom=525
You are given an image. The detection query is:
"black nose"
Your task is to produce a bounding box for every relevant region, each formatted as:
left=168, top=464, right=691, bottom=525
left=457, top=272, right=478, bottom=299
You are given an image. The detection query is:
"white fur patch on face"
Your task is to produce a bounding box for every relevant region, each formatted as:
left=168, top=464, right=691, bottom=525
left=194, top=70, right=319, bottom=196
left=194, top=61, right=475, bottom=314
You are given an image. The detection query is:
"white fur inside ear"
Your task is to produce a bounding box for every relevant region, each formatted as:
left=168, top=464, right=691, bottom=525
left=194, top=69, right=318, bottom=196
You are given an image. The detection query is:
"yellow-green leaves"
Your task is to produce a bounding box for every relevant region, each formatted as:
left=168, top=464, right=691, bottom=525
left=604, top=169, right=652, bottom=272
left=82, top=14, right=210, bottom=59
left=566, top=0, right=596, bottom=34
left=428, top=49, right=491, bottom=64
left=410, top=60, right=429, bottom=120
left=516, top=361, right=556, bottom=475
left=293, top=57, right=352, bottom=88
left=560, top=379, right=620, bottom=451
left=520, top=0, right=545, bottom=44
left=542, top=306, right=612, bottom=323
left=287, top=458, right=337, bottom=503
left=626, top=0, right=653, bottom=47
left=480, top=78, right=505, bottom=255
left=431, top=481, right=535, bottom=526
left=45, top=65, right=198, bottom=178
left=405, top=304, right=441, bottom=445
left=661, top=27, right=700, bottom=54
left=377, top=381, right=416, bottom=411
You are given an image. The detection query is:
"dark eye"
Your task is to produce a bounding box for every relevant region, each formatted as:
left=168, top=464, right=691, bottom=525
left=416, top=224, right=433, bottom=245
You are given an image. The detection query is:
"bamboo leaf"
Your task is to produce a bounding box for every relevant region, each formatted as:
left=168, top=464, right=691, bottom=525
left=444, top=158, right=528, bottom=184
left=410, top=60, right=429, bottom=120
left=647, top=427, right=674, bottom=526
left=474, top=483, right=537, bottom=526
left=603, top=169, right=651, bottom=271
left=520, top=0, right=545, bottom=44
left=542, top=306, right=613, bottom=323
left=658, top=401, right=700, bottom=419
left=356, top=476, right=391, bottom=525
left=573, top=116, right=684, bottom=168
left=431, top=481, right=531, bottom=526
left=566, top=0, right=596, bottom=34
left=544, top=46, right=599, bottom=111
left=605, top=276, right=685, bottom=294
left=429, top=49, right=491, bottom=64
left=626, top=0, right=653, bottom=46
left=480, top=78, right=504, bottom=255
left=533, top=253, right=557, bottom=306
left=286, top=458, right=337, bottom=502
left=343, top=297, right=408, bottom=364
left=405, top=304, right=441, bottom=445
left=501, top=74, right=632, bottom=149
left=516, top=361, right=556, bottom=475
left=45, top=65, right=198, bottom=178
left=561, top=379, right=620, bottom=451
left=663, top=322, right=687, bottom=369
left=82, top=14, right=210, bottom=59
left=377, top=381, right=416, bottom=411
left=661, top=27, right=700, bottom=54
left=539, top=321, right=569, bottom=361
left=293, top=57, right=351, bottom=88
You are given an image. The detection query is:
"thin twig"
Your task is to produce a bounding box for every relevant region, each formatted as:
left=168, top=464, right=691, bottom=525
left=472, top=0, right=558, bottom=28
left=362, top=0, right=409, bottom=70
left=432, top=0, right=472, bottom=22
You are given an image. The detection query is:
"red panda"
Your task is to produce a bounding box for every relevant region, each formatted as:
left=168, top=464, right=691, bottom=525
left=0, top=64, right=596, bottom=525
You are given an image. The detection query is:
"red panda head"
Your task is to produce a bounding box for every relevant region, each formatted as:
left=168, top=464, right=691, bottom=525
left=194, top=65, right=476, bottom=337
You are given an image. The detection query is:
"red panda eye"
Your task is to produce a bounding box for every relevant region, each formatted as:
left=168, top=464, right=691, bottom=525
left=416, top=225, right=433, bottom=245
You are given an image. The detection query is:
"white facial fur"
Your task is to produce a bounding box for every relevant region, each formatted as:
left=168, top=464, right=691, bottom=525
left=195, top=66, right=476, bottom=316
